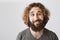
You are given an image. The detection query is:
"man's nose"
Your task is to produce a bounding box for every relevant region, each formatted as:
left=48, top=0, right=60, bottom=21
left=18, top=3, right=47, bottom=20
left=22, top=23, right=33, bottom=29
left=34, top=15, right=38, bottom=20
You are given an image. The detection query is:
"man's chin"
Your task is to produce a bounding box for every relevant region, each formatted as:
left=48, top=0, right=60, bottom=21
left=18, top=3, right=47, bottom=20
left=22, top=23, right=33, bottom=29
left=30, top=25, right=44, bottom=32
left=31, top=27, right=44, bottom=32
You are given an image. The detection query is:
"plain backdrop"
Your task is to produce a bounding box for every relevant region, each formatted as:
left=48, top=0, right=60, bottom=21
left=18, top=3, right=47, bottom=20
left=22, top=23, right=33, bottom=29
left=0, top=0, right=60, bottom=40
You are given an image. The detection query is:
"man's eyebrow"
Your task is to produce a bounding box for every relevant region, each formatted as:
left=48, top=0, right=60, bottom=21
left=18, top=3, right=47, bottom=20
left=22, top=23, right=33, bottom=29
left=30, top=11, right=34, bottom=13
left=29, top=10, right=42, bottom=14
left=38, top=11, right=42, bottom=12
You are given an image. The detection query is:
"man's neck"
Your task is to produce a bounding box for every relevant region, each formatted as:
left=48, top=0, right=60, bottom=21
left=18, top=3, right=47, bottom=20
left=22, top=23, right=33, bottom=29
left=30, top=28, right=44, bottom=39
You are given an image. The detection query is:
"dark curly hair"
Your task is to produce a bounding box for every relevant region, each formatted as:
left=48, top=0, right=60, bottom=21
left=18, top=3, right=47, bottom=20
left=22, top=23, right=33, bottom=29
left=22, top=2, right=50, bottom=25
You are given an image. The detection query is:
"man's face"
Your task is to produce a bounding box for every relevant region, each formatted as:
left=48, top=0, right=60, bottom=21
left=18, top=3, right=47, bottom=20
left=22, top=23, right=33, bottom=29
left=28, top=7, right=44, bottom=32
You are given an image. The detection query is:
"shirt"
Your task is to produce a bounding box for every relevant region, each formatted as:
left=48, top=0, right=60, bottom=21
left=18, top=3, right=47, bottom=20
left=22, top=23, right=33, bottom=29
left=16, top=28, right=58, bottom=40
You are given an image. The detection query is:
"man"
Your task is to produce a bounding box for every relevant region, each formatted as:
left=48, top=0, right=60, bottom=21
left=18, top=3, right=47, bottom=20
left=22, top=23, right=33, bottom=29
left=16, top=2, right=58, bottom=40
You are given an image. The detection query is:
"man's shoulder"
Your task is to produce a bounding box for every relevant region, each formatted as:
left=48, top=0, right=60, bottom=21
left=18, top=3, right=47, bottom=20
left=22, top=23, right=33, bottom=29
left=44, top=28, right=58, bottom=40
left=44, top=28, right=57, bottom=35
left=18, top=28, right=29, bottom=36
left=16, top=28, right=29, bottom=40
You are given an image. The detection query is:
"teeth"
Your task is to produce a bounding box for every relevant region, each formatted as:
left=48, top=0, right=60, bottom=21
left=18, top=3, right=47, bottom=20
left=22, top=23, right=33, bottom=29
left=35, top=21, right=39, bottom=22
left=35, top=22, right=39, bottom=24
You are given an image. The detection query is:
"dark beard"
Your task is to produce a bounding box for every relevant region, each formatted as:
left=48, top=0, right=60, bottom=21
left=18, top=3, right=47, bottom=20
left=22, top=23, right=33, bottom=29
left=28, top=18, right=47, bottom=32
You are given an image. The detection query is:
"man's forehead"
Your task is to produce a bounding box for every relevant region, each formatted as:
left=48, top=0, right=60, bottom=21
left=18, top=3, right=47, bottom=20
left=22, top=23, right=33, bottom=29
left=29, top=7, right=42, bottom=12
left=29, top=7, right=42, bottom=14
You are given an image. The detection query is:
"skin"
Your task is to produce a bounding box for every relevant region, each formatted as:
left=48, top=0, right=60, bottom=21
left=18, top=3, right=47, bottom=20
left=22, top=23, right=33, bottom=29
left=29, top=7, right=44, bottom=27
left=29, top=7, right=44, bottom=39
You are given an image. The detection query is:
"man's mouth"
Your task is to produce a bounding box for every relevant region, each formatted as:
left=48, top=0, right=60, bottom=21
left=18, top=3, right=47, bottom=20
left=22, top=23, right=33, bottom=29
left=33, top=20, right=40, bottom=23
left=34, top=21, right=40, bottom=25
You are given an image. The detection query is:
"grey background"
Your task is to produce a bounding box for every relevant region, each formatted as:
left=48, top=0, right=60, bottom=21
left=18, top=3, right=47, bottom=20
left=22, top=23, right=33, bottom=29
left=0, top=0, right=60, bottom=40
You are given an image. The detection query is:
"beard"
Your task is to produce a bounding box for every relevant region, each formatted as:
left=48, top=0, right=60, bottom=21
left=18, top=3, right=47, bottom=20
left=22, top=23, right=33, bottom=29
left=28, top=18, right=47, bottom=32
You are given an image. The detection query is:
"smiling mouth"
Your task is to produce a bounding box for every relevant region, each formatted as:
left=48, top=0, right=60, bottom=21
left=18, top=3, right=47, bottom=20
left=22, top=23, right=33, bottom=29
left=35, top=21, right=40, bottom=23
left=34, top=21, right=40, bottom=23
left=34, top=21, right=40, bottom=25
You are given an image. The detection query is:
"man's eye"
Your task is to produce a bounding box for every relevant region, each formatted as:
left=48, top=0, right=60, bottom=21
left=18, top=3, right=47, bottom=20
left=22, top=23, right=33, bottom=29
left=38, top=13, right=41, bottom=15
left=37, top=12, right=42, bottom=15
left=31, top=14, right=34, bottom=16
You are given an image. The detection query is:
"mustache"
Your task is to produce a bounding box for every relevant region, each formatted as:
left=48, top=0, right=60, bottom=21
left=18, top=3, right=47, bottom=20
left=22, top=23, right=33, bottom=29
left=33, top=19, right=42, bottom=23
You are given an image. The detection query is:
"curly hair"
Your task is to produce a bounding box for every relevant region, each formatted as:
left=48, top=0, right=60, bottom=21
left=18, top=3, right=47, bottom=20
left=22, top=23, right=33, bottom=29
left=22, top=2, right=50, bottom=25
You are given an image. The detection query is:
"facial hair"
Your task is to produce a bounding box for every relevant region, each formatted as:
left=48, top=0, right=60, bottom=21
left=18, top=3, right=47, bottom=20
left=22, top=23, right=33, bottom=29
left=28, top=18, right=46, bottom=32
